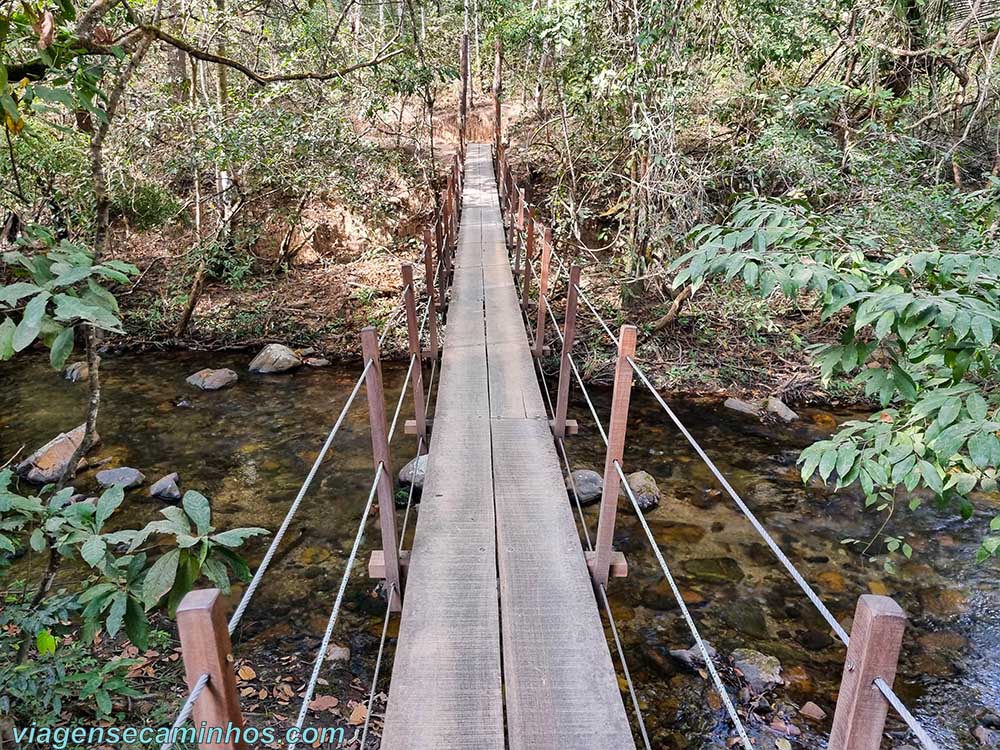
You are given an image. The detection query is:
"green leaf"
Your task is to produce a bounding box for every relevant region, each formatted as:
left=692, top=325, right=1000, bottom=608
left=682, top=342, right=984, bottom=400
left=968, top=432, right=1000, bottom=470
left=29, top=527, right=46, bottom=552
left=95, top=485, right=125, bottom=529
left=79, top=582, right=118, bottom=604
left=12, top=291, right=51, bottom=352
left=48, top=326, right=74, bottom=370
left=80, top=535, right=107, bottom=567
left=32, top=85, right=76, bottom=108
left=937, top=397, right=962, bottom=429
left=210, top=527, right=268, bottom=548
left=818, top=448, right=838, bottom=483
left=36, top=630, right=57, bottom=656
left=972, top=316, right=993, bottom=348
left=124, top=596, right=149, bottom=649
left=95, top=689, right=112, bottom=717
left=182, top=491, right=212, bottom=536
left=142, top=548, right=180, bottom=609
left=106, top=592, right=127, bottom=637
left=0, top=282, right=42, bottom=306
left=966, top=393, right=989, bottom=422
left=918, top=460, right=943, bottom=494
left=0, top=318, right=14, bottom=360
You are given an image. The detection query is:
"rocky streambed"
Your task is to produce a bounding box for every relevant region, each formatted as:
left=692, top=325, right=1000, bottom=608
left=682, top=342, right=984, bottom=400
left=1, top=351, right=997, bottom=749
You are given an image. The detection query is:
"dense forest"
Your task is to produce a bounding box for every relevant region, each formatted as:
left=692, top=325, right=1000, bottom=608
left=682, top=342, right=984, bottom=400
left=1, top=0, right=999, bottom=747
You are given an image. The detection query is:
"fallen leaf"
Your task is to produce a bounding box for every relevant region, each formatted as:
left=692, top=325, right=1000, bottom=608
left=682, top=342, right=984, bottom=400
left=309, top=695, right=340, bottom=712
left=349, top=703, right=367, bottom=725
left=776, top=739, right=792, bottom=750
left=238, top=665, right=257, bottom=681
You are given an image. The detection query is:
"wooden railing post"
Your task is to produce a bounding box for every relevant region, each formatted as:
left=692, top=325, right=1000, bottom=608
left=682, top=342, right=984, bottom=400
left=361, top=327, right=402, bottom=611
left=553, top=265, right=581, bottom=438
left=533, top=225, right=552, bottom=357
left=591, top=325, right=637, bottom=591
left=520, top=215, right=535, bottom=309
left=829, top=596, right=907, bottom=750
left=402, top=265, right=428, bottom=453
left=422, top=229, right=439, bottom=359
left=436, top=216, right=447, bottom=311
left=176, top=589, right=247, bottom=750
left=511, top=188, right=522, bottom=271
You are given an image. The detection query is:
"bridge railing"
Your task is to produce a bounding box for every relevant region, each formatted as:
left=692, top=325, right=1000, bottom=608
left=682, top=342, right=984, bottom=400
left=159, top=142, right=468, bottom=750
left=491, top=105, right=940, bottom=750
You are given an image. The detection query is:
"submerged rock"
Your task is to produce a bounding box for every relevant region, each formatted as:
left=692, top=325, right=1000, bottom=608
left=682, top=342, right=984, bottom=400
left=799, top=701, right=827, bottom=721
left=720, top=599, right=770, bottom=639
left=304, top=357, right=331, bottom=367
left=568, top=469, right=602, bottom=505
left=249, top=344, right=302, bottom=374
left=766, top=396, right=799, bottom=422
left=186, top=368, right=238, bottom=390
left=16, top=424, right=99, bottom=484
left=399, top=454, right=429, bottom=488
left=96, top=467, right=146, bottom=489
left=64, top=362, right=89, bottom=382
left=669, top=642, right=717, bottom=670
left=149, top=472, right=182, bottom=501
left=731, top=648, right=783, bottom=693
left=683, top=556, right=744, bottom=584
left=621, top=470, right=660, bottom=512
left=724, top=398, right=762, bottom=417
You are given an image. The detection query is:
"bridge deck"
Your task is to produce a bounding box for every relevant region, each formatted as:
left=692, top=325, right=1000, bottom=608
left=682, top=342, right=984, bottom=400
left=379, top=144, right=635, bottom=750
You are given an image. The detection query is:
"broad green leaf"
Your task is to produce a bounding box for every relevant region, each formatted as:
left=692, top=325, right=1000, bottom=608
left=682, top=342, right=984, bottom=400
left=937, top=397, right=962, bottom=428
left=142, top=548, right=180, bottom=608
left=972, top=316, right=993, bottom=348
left=48, top=326, right=74, bottom=370
left=182, top=491, right=212, bottom=536
left=95, top=485, right=125, bottom=529
left=210, top=527, right=268, bottom=548
left=0, top=282, right=42, bottom=306
left=106, top=592, right=127, bottom=637
left=80, top=535, right=107, bottom=567
left=13, top=291, right=50, bottom=352
left=0, top=318, right=14, bottom=360
left=966, top=392, right=989, bottom=422
left=124, top=596, right=149, bottom=649
left=36, top=630, right=57, bottom=656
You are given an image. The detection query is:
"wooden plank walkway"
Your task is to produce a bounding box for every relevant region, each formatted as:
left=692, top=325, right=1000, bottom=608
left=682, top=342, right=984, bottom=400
left=379, top=144, right=635, bottom=750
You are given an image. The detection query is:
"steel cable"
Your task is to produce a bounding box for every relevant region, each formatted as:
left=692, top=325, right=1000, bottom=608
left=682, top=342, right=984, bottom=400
left=288, top=463, right=383, bottom=750
left=359, top=581, right=397, bottom=750
left=159, top=673, right=210, bottom=750
left=615, top=460, right=754, bottom=750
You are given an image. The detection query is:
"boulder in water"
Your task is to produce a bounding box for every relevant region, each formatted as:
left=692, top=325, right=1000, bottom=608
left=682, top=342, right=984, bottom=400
left=669, top=642, right=716, bottom=670
left=96, top=467, right=146, bottom=489
left=186, top=368, right=238, bottom=390
left=568, top=469, right=602, bottom=505
left=724, top=397, right=762, bottom=417
left=16, top=425, right=99, bottom=484
left=731, top=648, right=783, bottom=693
left=683, top=556, right=745, bottom=583
left=621, top=470, right=660, bottom=512
left=249, top=344, right=302, bottom=374
left=766, top=396, right=799, bottom=422
left=149, top=472, right=182, bottom=501
left=399, top=454, right=429, bottom=488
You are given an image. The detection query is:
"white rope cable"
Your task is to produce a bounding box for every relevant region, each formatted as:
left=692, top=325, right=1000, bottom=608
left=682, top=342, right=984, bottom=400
left=615, top=460, right=753, bottom=750
left=574, top=283, right=618, bottom=345
left=227, top=359, right=374, bottom=635
left=288, top=464, right=383, bottom=750
left=626, top=357, right=851, bottom=645
left=387, top=354, right=417, bottom=444
left=875, top=678, right=942, bottom=750
left=625, top=358, right=943, bottom=750
left=599, top=584, right=653, bottom=750
left=159, top=673, right=210, bottom=750
left=359, top=581, right=397, bottom=750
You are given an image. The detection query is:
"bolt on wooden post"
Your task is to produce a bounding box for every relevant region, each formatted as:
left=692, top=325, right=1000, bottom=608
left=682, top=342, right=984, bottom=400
left=553, top=265, right=581, bottom=439
left=360, top=327, right=403, bottom=611
left=829, top=595, right=907, bottom=750
left=591, top=325, right=637, bottom=592
left=176, top=589, right=247, bottom=750
left=402, top=264, right=428, bottom=454
left=422, top=229, right=439, bottom=359
left=532, top=225, right=552, bottom=358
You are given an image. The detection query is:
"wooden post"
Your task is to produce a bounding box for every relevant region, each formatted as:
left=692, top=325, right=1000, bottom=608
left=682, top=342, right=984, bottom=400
left=533, top=224, right=552, bottom=357
left=493, top=39, right=502, bottom=149
left=553, top=265, right=581, bottom=438
left=592, top=325, right=637, bottom=591
left=360, top=327, right=402, bottom=611
left=422, top=229, right=439, bottom=359
left=176, top=589, right=247, bottom=750
left=402, top=265, right=428, bottom=453
left=829, top=596, right=907, bottom=750
left=520, top=215, right=535, bottom=309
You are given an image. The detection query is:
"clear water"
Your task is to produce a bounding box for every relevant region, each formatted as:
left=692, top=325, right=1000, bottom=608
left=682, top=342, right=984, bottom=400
left=1, top=352, right=996, bottom=749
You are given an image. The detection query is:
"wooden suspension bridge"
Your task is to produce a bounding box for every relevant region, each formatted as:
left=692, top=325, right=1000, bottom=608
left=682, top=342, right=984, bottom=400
left=163, top=37, right=941, bottom=750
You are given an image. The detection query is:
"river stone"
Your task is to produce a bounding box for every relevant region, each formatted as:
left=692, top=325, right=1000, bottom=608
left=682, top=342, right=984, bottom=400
left=16, top=424, right=99, bottom=484
left=724, top=397, right=762, bottom=417
left=186, top=368, right=239, bottom=390
left=766, top=396, right=799, bottom=422
left=64, top=362, right=89, bottom=382
left=649, top=520, right=706, bottom=544
left=149, top=473, right=181, bottom=501
left=720, top=599, right=770, bottom=639
left=669, top=642, right=716, bottom=670
left=683, top=556, right=744, bottom=584
left=731, top=648, right=783, bottom=693
left=96, top=467, right=146, bottom=489
left=568, top=469, right=602, bottom=505
left=249, top=343, right=302, bottom=374
left=399, top=454, right=429, bottom=488
left=974, top=726, right=1000, bottom=748
left=621, top=470, right=660, bottom=512
left=304, top=357, right=331, bottom=367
